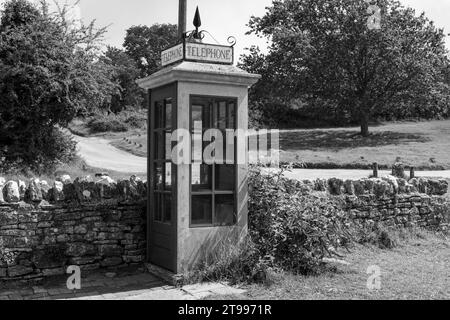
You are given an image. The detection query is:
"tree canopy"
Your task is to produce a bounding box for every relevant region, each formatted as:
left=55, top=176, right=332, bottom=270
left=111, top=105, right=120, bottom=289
left=123, top=23, right=178, bottom=77
left=240, top=0, right=450, bottom=135
left=0, top=0, right=118, bottom=172
left=102, top=46, right=143, bottom=113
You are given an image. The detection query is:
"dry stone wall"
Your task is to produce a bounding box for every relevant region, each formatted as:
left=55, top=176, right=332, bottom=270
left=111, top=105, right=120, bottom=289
left=295, top=176, right=449, bottom=231
left=0, top=173, right=448, bottom=281
left=0, top=176, right=147, bottom=281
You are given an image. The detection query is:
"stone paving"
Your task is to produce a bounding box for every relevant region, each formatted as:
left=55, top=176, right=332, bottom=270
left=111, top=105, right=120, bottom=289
left=0, top=267, right=246, bottom=300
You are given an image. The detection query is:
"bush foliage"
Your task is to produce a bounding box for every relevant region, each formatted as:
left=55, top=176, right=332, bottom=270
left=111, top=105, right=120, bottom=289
left=0, top=0, right=117, bottom=173
left=241, top=0, right=450, bottom=133
left=86, top=109, right=147, bottom=134
left=248, top=167, right=352, bottom=275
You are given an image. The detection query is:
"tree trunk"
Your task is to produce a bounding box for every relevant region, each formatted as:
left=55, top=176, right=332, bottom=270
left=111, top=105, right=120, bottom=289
left=360, top=111, right=369, bottom=137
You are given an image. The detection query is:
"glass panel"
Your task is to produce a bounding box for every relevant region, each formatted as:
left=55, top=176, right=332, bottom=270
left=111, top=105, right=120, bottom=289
left=191, top=103, right=211, bottom=130
left=227, top=102, right=236, bottom=129
left=154, top=164, right=163, bottom=190
left=223, top=130, right=235, bottom=165
left=192, top=164, right=212, bottom=192
left=165, top=99, right=172, bottom=129
left=163, top=195, right=172, bottom=223
left=215, top=101, right=227, bottom=129
left=215, top=165, right=235, bottom=191
left=215, top=195, right=236, bottom=226
left=165, top=163, right=172, bottom=190
left=192, top=195, right=213, bottom=225
left=192, top=128, right=203, bottom=163
left=154, top=133, right=163, bottom=160
left=154, top=102, right=163, bottom=129
left=154, top=193, right=162, bottom=222
left=192, top=104, right=203, bottom=130
left=165, top=132, right=172, bottom=160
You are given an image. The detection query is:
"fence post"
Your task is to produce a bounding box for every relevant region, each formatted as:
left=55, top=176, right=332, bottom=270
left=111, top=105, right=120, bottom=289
left=373, top=163, right=379, bottom=178
left=410, top=166, right=415, bottom=180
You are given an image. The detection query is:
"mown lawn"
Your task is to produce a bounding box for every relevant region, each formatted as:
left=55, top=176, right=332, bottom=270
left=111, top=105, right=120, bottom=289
left=81, top=120, right=450, bottom=170
left=208, top=233, right=450, bottom=300
left=280, top=120, right=450, bottom=170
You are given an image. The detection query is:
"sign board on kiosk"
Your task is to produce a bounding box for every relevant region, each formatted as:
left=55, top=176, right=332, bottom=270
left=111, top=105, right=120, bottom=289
left=161, top=41, right=234, bottom=67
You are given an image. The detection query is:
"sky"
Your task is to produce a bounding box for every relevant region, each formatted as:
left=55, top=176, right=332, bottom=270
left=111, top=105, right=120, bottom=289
left=1, top=0, right=450, bottom=59
left=77, top=0, right=273, bottom=59
left=79, top=0, right=450, bottom=58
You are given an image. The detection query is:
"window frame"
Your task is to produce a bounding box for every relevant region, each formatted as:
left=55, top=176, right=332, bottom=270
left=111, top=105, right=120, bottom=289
left=152, top=98, right=175, bottom=225
left=189, top=95, right=238, bottom=228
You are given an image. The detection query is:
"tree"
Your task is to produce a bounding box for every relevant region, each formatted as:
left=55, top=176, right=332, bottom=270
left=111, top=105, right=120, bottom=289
left=0, top=0, right=118, bottom=172
left=102, top=46, right=144, bottom=113
left=241, top=0, right=450, bottom=136
left=0, top=0, right=40, bottom=27
left=123, top=24, right=178, bottom=77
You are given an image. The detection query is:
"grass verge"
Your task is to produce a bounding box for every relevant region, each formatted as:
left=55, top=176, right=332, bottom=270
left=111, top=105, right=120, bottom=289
left=205, top=230, right=449, bottom=300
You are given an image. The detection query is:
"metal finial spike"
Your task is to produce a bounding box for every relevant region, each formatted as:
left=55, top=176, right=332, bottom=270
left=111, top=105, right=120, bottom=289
left=193, top=6, right=202, bottom=28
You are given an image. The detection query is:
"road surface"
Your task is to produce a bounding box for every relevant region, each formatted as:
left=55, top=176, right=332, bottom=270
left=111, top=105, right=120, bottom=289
left=74, top=135, right=147, bottom=173
left=73, top=135, right=450, bottom=179
left=282, top=169, right=450, bottom=180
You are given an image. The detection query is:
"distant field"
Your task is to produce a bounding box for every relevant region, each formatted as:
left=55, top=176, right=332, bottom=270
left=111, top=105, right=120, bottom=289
left=280, top=120, right=450, bottom=170
left=72, top=119, right=450, bottom=170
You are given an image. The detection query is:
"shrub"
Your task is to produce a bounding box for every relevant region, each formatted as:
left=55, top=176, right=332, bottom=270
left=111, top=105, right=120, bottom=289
left=87, top=117, right=128, bottom=133
left=0, top=129, right=77, bottom=175
left=122, top=112, right=147, bottom=129
left=248, top=167, right=352, bottom=275
left=0, top=0, right=117, bottom=171
left=86, top=109, right=147, bottom=133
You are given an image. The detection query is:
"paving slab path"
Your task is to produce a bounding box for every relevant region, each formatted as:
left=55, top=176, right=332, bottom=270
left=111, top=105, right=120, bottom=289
left=0, top=269, right=245, bottom=301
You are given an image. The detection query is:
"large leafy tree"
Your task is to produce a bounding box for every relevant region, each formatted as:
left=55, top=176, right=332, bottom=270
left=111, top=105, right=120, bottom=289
left=123, top=24, right=178, bottom=77
left=0, top=0, right=118, bottom=172
left=241, top=0, right=450, bottom=135
left=102, top=46, right=143, bottom=113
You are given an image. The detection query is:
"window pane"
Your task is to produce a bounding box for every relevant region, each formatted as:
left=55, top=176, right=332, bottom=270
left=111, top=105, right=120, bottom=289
left=227, top=102, right=236, bottom=129
left=215, top=165, right=235, bottom=191
left=163, top=195, right=172, bottom=223
left=154, top=193, right=162, bottom=222
left=154, top=102, right=163, bottom=129
left=192, top=196, right=212, bottom=225
left=165, top=99, right=172, bottom=129
left=223, top=130, right=235, bottom=165
left=192, top=164, right=212, bottom=191
left=154, top=164, right=163, bottom=190
left=165, top=163, right=172, bottom=190
left=165, top=132, right=172, bottom=160
left=192, top=104, right=202, bottom=129
left=192, top=129, right=203, bottom=163
left=215, top=195, right=236, bottom=227
left=191, top=104, right=211, bottom=130
left=154, top=133, right=163, bottom=160
left=215, top=101, right=227, bottom=129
